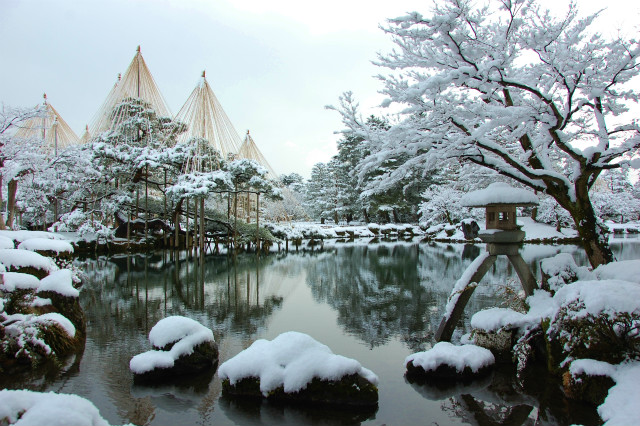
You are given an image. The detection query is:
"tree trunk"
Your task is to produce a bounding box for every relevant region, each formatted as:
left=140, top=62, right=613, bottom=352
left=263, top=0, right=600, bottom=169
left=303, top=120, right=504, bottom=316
left=6, top=179, right=18, bottom=229
left=549, top=180, right=614, bottom=268
left=572, top=204, right=614, bottom=268
left=392, top=208, right=400, bottom=223
left=174, top=199, right=183, bottom=249
left=363, top=208, right=370, bottom=223
left=0, top=171, right=5, bottom=230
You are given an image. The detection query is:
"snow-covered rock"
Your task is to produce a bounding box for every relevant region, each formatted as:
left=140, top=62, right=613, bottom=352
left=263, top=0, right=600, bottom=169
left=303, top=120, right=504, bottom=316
left=18, top=238, right=74, bottom=255
left=218, top=331, right=378, bottom=406
left=0, top=235, right=14, bottom=249
left=38, top=270, right=79, bottom=298
left=130, top=316, right=218, bottom=381
left=0, top=389, right=109, bottom=426
left=0, top=249, right=58, bottom=278
left=1, top=272, right=41, bottom=292
left=405, top=342, right=495, bottom=379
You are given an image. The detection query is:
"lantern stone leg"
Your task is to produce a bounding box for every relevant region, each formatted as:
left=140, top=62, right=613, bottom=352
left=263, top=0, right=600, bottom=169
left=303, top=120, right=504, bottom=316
left=506, top=253, right=537, bottom=296
left=435, top=253, right=497, bottom=342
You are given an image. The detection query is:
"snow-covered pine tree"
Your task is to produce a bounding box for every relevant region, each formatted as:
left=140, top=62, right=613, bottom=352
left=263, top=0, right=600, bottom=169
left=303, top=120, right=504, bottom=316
left=333, top=0, right=640, bottom=267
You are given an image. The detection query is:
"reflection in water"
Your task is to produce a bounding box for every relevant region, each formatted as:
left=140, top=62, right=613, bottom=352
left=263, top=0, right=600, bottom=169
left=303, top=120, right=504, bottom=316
left=2, top=241, right=635, bottom=425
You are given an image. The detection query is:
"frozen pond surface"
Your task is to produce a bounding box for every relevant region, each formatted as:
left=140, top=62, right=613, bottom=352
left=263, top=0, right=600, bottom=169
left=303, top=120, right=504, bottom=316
left=3, top=238, right=639, bottom=425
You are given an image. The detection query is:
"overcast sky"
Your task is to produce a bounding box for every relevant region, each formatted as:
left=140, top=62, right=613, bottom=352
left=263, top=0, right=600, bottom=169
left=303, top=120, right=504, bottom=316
left=1, top=0, right=638, bottom=179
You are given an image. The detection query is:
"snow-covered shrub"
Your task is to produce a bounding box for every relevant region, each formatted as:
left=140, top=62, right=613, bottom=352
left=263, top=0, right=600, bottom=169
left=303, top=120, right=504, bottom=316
left=540, top=253, right=594, bottom=294
left=535, top=196, right=573, bottom=231
left=419, top=186, right=470, bottom=226
left=0, top=313, right=76, bottom=366
left=547, top=280, right=640, bottom=365
left=591, top=191, right=640, bottom=223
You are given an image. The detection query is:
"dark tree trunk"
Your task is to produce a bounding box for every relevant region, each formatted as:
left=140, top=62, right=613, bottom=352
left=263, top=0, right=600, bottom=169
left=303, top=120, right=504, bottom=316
left=550, top=180, right=614, bottom=268
left=333, top=211, right=339, bottom=225
left=0, top=170, right=5, bottom=230
left=571, top=201, right=614, bottom=268
left=363, top=208, right=370, bottom=223
left=6, top=179, right=18, bottom=228
left=392, top=208, right=400, bottom=223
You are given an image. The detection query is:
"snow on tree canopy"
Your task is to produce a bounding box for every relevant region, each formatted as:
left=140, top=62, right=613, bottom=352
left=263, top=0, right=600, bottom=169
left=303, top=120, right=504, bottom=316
left=218, top=331, right=379, bottom=395
left=18, top=238, right=74, bottom=254
left=405, top=342, right=495, bottom=373
left=0, top=249, right=58, bottom=274
left=460, top=183, right=539, bottom=207
left=129, top=316, right=214, bottom=374
left=0, top=389, right=109, bottom=426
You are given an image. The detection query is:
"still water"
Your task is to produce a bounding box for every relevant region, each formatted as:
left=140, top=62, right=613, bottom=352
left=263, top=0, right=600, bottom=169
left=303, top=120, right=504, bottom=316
left=4, top=238, right=640, bottom=425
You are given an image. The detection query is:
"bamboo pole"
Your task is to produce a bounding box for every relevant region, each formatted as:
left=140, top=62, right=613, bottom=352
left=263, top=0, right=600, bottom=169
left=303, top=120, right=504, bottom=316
left=186, top=198, right=190, bottom=251
left=256, top=193, right=260, bottom=254
left=144, top=165, right=148, bottom=244
left=163, top=169, right=167, bottom=247
left=193, top=197, right=198, bottom=257
left=200, top=197, right=205, bottom=255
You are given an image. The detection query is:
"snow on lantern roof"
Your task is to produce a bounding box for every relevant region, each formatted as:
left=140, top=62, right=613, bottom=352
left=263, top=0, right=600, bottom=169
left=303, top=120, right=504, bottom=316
left=461, top=182, right=539, bottom=207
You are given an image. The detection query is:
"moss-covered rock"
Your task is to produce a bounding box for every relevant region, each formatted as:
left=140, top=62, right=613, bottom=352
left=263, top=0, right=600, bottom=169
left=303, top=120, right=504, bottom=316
left=222, top=373, right=378, bottom=407
left=473, top=328, right=518, bottom=363
left=133, top=340, right=219, bottom=383
left=562, top=370, right=615, bottom=406
left=405, top=360, right=493, bottom=382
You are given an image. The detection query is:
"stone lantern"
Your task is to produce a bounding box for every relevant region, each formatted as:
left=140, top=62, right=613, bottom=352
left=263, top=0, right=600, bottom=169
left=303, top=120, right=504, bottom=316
left=461, top=182, right=539, bottom=244
left=435, top=182, right=539, bottom=342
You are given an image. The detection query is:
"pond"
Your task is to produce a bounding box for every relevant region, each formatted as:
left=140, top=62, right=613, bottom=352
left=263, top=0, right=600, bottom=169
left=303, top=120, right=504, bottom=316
left=3, top=238, right=640, bottom=425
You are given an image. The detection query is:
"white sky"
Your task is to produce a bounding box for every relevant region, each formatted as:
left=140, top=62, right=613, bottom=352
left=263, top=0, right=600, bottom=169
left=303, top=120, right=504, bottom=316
left=0, top=0, right=638, bottom=178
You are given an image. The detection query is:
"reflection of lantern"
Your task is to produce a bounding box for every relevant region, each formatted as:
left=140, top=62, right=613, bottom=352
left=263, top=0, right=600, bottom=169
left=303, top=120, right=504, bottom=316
left=462, top=182, right=539, bottom=243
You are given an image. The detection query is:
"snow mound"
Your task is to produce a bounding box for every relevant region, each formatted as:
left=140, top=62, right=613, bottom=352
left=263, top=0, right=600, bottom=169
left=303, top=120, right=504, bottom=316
left=594, top=259, right=640, bottom=284
left=553, top=279, right=640, bottom=320
left=0, top=249, right=58, bottom=274
left=0, top=235, right=14, bottom=249
left=18, top=238, right=74, bottom=254
left=599, top=362, right=640, bottom=425
left=472, top=290, right=558, bottom=335
left=0, top=389, right=109, bottom=426
left=470, top=307, right=526, bottom=332
left=0, top=230, right=65, bottom=243
left=405, top=342, right=495, bottom=373
left=129, top=316, right=214, bottom=374
left=1, top=272, right=41, bottom=291
left=461, top=182, right=539, bottom=207
left=218, top=331, right=379, bottom=395
left=38, top=270, right=79, bottom=298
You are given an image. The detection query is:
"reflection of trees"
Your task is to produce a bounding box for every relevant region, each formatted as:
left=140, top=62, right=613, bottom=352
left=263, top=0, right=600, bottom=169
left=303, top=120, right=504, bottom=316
left=72, top=251, right=289, bottom=425
left=306, top=244, right=436, bottom=350
left=76, top=252, right=288, bottom=340
left=305, top=242, right=589, bottom=350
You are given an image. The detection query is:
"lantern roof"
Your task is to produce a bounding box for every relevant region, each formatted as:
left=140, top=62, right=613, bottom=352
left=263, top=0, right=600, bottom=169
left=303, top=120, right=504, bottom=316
left=461, top=182, right=539, bottom=207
